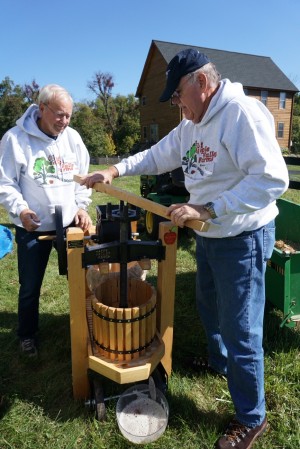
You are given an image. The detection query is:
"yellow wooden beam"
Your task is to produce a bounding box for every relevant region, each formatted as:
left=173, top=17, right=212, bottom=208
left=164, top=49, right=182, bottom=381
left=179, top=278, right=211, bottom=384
left=74, top=174, right=209, bottom=233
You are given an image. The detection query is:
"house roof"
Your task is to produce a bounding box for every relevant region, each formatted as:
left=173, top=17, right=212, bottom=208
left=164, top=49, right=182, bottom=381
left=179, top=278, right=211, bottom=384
left=136, top=40, right=299, bottom=95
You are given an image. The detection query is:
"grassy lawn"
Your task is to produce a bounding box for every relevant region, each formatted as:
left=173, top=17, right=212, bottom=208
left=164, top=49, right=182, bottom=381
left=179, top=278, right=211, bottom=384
left=0, top=166, right=299, bottom=448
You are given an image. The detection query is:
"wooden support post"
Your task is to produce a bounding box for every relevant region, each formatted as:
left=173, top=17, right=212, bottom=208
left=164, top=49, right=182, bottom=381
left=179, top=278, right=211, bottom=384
left=156, top=221, right=178, bottom=377
left=66, top=227, right=89, bottom=399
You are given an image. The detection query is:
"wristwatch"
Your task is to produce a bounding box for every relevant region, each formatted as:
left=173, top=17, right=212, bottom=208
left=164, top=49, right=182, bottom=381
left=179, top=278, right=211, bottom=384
left=203, top=202, right=217, bottom=219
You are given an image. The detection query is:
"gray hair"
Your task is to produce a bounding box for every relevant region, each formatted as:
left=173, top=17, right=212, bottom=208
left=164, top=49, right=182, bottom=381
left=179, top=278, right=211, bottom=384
left=192, top=62, right=221, bottom=87
left=38, top=84, right=73, bottom=106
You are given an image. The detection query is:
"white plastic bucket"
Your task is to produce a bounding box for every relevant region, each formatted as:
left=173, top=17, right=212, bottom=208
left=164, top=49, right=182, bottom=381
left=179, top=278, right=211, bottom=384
left=116, top=383, right=169, bottom=444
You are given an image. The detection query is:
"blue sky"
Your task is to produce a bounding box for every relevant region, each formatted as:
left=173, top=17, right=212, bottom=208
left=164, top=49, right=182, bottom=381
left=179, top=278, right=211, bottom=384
left=1, top=0, right=299, bottom=103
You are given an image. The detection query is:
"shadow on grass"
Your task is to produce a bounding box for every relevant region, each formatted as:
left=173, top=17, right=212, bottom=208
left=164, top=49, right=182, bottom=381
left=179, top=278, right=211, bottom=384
left=172, top=270, right=300, bottom=354
left=0, top=311, right=87, bottom=422
left=170, top=270, right=300, bottom=382
left=167, top=390, right=226, bottom=436
left=1, top=270, right=299, bottom=434
left=0, top=306, right=223, bottom=440
left=263, top=304, right=300, bottom=354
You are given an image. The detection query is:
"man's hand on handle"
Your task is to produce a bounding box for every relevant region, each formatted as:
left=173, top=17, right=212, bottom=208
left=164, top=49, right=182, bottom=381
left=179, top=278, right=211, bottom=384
left=74, top=209, right=93, bottom=232
left=166, top=203, right=211, bottom=227
left=79, top=166, right=119, bottom=188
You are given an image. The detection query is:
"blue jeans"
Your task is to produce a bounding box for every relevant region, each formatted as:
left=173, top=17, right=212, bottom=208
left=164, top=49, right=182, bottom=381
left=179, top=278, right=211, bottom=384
left=15, top=226, right=54, bottom=339
left=195, top=221, right=275, bottom=427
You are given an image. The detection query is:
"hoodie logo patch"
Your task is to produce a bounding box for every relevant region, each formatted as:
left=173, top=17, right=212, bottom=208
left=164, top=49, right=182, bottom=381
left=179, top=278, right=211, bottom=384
left=33, top=155, right=75, bottom=184
left=182, top=141, right=217, bottom=177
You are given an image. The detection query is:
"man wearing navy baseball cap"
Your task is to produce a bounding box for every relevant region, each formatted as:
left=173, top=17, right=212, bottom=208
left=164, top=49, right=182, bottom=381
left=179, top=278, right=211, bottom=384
left=159, top=48, right=211, bottom=102
left=81, top=48, right=289, bottom=449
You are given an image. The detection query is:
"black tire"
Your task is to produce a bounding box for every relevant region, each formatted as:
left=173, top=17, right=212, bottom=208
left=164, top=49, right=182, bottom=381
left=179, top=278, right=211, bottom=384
left=145, top=211, right=162, bottom=240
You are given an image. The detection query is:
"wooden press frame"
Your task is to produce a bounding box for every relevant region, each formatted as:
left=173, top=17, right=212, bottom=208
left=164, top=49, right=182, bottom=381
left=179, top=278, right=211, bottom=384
left=67, top=177, right=208, bottom=399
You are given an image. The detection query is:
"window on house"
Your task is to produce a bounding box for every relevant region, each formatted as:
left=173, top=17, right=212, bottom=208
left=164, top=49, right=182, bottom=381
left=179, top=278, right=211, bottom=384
left=261, top=90, right=268, bottom=106
left=277, top=122, right=284, bottom=138
left=279, top=92, right=286, bottom=109
left=150, top=124, right=158, bottom=143
left=141, top=96, right=146, bottom=106
left=143, top=126, right=147, bottom=139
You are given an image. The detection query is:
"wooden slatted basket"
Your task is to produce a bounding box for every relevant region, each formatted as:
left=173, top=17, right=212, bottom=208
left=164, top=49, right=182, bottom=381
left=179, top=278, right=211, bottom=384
left=91, top=278, right=156, bottom=362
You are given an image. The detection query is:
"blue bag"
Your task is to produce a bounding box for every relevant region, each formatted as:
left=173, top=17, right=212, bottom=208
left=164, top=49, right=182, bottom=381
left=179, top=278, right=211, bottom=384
left=0, top=225, right=14, bottom=259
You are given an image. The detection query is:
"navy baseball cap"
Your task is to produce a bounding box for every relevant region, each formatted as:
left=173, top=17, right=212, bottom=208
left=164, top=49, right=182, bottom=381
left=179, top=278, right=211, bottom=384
left=159, top=48, right=210, bottom=102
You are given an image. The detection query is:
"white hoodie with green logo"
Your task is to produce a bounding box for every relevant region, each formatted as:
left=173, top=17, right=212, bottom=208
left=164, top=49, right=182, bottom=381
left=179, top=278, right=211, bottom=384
left=115, top=79, right=289, bottom=237
left=0, top=104, right=91, bottom=231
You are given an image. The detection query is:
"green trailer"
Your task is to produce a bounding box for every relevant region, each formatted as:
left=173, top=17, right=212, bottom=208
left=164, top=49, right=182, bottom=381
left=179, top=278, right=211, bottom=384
left=266, top=198, right=300, bottom=327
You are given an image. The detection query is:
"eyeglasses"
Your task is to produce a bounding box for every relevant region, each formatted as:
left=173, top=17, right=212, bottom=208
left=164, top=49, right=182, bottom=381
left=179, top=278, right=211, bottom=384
left=171, top=73, right=194, bottom=105
left=44, top=103, right=71, bottom=120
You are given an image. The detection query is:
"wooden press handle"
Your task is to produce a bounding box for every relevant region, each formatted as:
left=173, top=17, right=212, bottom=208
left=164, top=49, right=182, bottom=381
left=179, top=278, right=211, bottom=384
left=74, top=174, right=209, bottom=233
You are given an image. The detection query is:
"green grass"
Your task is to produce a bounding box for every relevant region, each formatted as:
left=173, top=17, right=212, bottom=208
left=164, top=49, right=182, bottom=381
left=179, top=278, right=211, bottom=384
left=0, top=167, right=300, bottom=448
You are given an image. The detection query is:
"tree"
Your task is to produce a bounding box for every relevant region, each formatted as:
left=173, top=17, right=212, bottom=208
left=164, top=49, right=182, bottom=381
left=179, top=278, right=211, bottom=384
left=23, top=79, right=40, bottom=104
left=87, top=72, right=116, bottom=139
left=292, top=93, right=300, bottom=153
left=71, top=103, right=116, bottom=157
left=0, top=77, right=27, bottom=138
left=87, top=72, right=140, bottom=154
left=113, top=94, right=140, bottom=154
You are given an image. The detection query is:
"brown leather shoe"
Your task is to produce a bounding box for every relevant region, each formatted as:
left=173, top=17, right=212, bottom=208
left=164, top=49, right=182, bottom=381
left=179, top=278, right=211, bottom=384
left=215, top=417, right=268, bottom=449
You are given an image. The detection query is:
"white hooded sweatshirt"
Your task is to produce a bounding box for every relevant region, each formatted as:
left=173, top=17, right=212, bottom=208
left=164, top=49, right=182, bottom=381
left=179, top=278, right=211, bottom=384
left=0, top=104, right=91, bottom=231
left=115, top=79, right=289, bottom=238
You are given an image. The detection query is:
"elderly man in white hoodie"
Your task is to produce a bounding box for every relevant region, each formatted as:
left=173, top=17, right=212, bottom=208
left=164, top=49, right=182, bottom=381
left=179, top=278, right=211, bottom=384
left=80, top=49, right=289, bottom=449
left=0, top=84, right=92, bottom=358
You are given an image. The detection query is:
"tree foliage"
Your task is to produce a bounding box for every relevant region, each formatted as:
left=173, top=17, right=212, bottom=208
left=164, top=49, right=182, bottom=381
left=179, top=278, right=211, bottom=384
left=23, top=79, right=40, bottom=104
left=87, top=72, right=140, bottom=154
left=0, top=78, right=41, bottom=138
left=0, top=73, right=140, bottom=157
left=113, top=94, right=140, bottom=154
left=71, top=103, right=116, bottom=157
left=0, top=77, right=26, bottom=137
left=87, top=72, right=116, bottom=138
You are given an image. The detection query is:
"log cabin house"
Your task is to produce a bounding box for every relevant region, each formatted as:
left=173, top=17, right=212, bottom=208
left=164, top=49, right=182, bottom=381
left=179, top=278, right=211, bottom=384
left=135, top=40, right=299, bottom=150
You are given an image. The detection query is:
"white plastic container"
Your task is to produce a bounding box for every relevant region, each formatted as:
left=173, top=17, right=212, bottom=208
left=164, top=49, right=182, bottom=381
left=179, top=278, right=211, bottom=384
left=116, top=383, right=169, bottom=444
